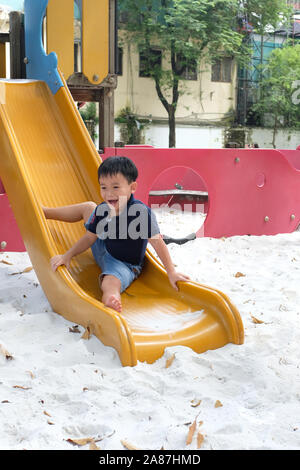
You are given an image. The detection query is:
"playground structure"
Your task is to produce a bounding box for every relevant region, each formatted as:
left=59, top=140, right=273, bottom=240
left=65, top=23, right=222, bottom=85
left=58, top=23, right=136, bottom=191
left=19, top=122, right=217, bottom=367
left=0, top=0, right=245, bottom=366
left=1, top=0, right=300, bottom=366
left=102, top=145, right=300, bottom=239
left=1, top=1, right=300, bottom=249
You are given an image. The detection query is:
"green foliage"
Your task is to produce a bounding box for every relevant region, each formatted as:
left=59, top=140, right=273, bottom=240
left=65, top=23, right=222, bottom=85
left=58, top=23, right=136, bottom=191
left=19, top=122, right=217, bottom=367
left=239, top=0, right=292, bottom=32
left=118, top=0, right=292, bottom=146
left=120, top=0, right=248, bottom=74
left=251, top=43, right=300, bottom=146
left=79, top=102, right=99, bottom=144
left=115, top=106, right=151, bottom=144
left=79, top=102, right=99, bottom=123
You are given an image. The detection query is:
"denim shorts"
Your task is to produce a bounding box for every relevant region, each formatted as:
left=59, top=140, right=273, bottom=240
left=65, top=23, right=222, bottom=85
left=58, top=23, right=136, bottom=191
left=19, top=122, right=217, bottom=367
left=84, top=217, right=142, bottom=293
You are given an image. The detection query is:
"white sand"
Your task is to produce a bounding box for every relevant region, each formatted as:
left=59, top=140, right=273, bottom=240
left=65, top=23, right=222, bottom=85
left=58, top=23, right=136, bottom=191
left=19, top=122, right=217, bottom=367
left=0, top=208, right=300, bottom=450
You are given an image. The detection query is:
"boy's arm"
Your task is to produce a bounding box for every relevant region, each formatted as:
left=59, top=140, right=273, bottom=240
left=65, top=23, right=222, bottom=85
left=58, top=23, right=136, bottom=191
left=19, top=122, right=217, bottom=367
left=51, top=231, right=98, bottom=271
left=148, top=234, right=190, bottom=290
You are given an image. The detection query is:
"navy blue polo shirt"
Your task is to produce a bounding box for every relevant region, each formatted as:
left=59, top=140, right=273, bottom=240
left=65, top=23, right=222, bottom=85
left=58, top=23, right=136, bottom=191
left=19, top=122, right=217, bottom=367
left=86, top=195, right=160, bottom=265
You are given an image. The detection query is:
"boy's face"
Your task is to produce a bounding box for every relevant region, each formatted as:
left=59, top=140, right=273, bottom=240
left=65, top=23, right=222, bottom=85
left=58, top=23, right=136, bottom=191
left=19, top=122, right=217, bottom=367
left=99, top=172, right=137, bottom=214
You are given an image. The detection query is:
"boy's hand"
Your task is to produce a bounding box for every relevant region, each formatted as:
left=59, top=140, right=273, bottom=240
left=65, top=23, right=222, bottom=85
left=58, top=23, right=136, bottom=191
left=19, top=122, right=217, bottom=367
left=149, top=235, right=190, bottom=290
left=51, top=254, right=71, bottom=271
left=167, top=270, right=190, bottom=291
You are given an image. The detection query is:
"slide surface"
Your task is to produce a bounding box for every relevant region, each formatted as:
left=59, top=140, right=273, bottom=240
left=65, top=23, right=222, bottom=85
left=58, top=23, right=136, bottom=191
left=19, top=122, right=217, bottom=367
left=0, top=79, right=244, bottom=366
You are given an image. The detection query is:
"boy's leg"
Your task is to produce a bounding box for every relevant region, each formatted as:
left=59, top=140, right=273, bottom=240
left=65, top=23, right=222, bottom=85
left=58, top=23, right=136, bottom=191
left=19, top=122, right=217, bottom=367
left=43, top=202, right=97, bottom=224
left=101, top=275, right=122, bottom=313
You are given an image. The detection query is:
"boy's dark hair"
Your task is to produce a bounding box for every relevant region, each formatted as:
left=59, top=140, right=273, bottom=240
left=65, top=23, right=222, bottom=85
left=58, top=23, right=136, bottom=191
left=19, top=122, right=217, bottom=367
left=98, top=156, right=138, bottom=183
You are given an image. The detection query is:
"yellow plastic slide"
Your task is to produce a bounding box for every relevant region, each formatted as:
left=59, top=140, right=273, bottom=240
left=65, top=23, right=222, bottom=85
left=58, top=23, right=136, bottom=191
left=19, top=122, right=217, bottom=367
left=0, top=79, right=244, bottom=366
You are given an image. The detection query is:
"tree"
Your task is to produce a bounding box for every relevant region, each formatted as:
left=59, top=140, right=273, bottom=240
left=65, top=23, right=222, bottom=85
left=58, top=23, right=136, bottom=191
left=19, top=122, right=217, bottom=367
left=240, top=0, right=291, bottom=31
left=239, top=1, right=292, bottom=88
left=118, top=0, right=290, bottom=147
left=251, top=43, right=300, bottom=148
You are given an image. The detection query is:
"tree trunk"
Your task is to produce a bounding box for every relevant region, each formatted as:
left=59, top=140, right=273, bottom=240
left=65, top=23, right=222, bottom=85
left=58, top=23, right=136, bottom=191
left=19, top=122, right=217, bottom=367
left=168, top=106, right=176, bottom=148
left=154, top=77, right=178, bottom=148
left=272, top=115, right=278, bottom=149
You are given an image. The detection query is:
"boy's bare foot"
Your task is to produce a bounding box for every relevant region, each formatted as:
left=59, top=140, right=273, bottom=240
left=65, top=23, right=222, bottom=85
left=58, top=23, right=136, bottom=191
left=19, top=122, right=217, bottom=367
left=104, top=294, right=122, bottom=313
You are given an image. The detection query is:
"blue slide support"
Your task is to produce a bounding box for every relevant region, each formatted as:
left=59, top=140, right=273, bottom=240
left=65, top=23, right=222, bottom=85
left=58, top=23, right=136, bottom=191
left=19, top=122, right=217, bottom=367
left=24, top=0, right=63, bottom=94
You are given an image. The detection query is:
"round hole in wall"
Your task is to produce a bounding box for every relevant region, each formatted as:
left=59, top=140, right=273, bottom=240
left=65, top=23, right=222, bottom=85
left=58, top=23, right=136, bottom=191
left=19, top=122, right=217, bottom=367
left=147, top=166, right=209, bottom=241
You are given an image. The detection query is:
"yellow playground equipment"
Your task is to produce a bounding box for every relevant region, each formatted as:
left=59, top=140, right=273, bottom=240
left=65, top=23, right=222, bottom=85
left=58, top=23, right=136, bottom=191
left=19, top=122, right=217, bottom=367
left=0, top=0, right=244, bottom=366
left=46, top=0, right=110, bottom=85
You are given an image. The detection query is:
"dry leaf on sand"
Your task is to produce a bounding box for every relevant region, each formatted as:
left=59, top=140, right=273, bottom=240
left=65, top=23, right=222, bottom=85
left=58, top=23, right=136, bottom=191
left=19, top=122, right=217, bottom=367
left=214, top=400, right=223, bottom=408
left=67, top=437, right=95, bottom=446
left=10, top=266, right=33, bottom=275
left=22, top=266, right=33, bottom=273
left=13, top=385, right=31, bottom=390
left=197, top=431, right=204, bottom=448
left=67, top=431, right=114, bottom=447
left=165, top=353, right=175, bottom=368
left=251, top=315, right=264, bottom=324
left=186, top=416, right=204, bottom=447
left=89, top=440, right=100, bottom=450
left=69, top=325, right=81, bottom=334
left=121, top=439, right=139, bottom=450
left=186, top=418, right=197, bottom=445
left=234, top=272, right=245, bottom=278
left=190, top=399, right=201, bottom=408
left=81, top=322, right=95, bottom=340
left=0, top=344, right=13, bottom=360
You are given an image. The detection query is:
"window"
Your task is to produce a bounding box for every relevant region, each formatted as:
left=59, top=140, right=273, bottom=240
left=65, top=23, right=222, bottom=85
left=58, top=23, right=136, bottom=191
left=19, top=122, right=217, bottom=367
left=139, top=49, right=162, bottom=77
left=176, top=54, right=197, bottom=81
left=211, top=57, right=233, bottom=83
left=116, top=47, right=123, bottom=76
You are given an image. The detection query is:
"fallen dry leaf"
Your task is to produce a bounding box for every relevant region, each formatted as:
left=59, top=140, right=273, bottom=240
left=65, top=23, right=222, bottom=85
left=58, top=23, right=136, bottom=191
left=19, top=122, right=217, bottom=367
left=234, top=272, right=245, bottom=278
left=9, top=266, right=33, bottom=275
left=89, top=440, right=100, bottom=450
left=26, top=370, right=35, bottom=379
left=190, top=399, right=201, bottom=408
left=81, top=322, right=95, bottom=340
left=251, top=315, right=264, bottom=324
left=13, top=385, right=31, bottom=390
left=214, top=400, right=223, bottom=408
left=67, top=437, right=95, bottom=447
left=43, top=410, right=51, bottom=417
left=0, top=344, right=13, bottom=360
left=22, top=266, right=33, bottom=273
left=121, top=439, right=139, bottom=450
left=0, top=259, right=13, bottom=265
left=197, top=431, right=204, bottom=448
left=186, top=418, right=197, bottom=445
left=165, top=353, right=175, bottom=368
left=66, top=431, right=114, bottom=447
left=69, top=325, right=81, bottom=334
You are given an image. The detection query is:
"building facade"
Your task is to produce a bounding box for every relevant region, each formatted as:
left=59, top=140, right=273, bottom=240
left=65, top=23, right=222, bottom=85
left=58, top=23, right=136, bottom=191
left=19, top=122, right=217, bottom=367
left=114, top=36, right=237, bottom=128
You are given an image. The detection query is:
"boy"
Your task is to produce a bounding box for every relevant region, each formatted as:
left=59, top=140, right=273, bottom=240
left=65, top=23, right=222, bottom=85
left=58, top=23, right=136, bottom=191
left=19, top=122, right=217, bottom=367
left=43, top=156, right=189, bottom=313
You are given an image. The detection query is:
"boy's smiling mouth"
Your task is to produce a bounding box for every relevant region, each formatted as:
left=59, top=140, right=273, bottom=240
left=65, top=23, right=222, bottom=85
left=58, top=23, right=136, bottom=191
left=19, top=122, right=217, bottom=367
left=107, top=199, right=120, bottom=213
